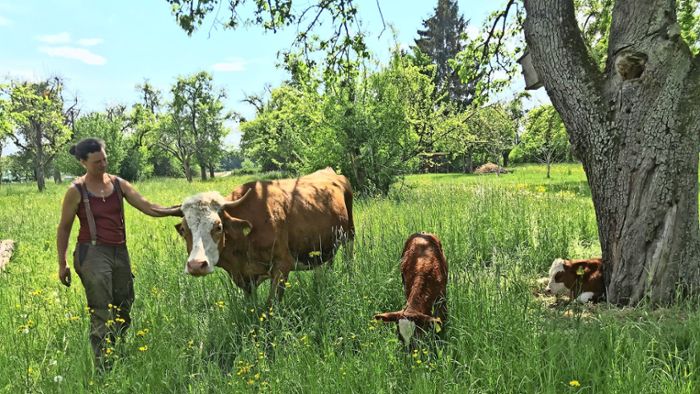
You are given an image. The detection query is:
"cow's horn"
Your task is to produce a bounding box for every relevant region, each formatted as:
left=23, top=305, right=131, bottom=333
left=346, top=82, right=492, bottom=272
left=154, top=205, right=183, bottom=217
left=221, top=189, right=252, bottom=210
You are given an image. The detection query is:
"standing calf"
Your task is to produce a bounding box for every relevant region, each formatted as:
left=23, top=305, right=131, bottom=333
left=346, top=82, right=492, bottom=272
left=375, top=233, right=447, bottom=345
left=545, top=258, right=605, bottom=302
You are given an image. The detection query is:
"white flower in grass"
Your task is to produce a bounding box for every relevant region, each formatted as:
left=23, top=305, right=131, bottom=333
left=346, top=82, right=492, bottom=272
left=53, top=375, right=63, bottom=383
left=49, top=359, right=57, bottom=366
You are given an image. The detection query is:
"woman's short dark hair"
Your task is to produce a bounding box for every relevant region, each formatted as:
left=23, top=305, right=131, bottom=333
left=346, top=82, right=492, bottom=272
left=69, top=138, right=106, bottom=161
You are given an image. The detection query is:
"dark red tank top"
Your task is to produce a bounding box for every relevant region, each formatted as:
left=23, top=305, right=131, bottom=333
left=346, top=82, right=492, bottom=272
left=75, top=184, right=126, bottom=245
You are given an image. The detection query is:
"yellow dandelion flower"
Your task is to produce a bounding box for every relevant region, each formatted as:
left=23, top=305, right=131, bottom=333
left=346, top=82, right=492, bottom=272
left=105, top=320, right=114, bottom=327
left=569, top=380, right=581, bottom=388
left=308, top=251, right=321, bottom=257
left=285, top=281, right=292, bottom=288
left=115, top=318, right=126, bottom=324
left=138, top=345, right=148, bottom=352
left=137, top=330, right=147, bottom=337
left=105, top=348, right=113, bottom=355
left=536, top=185, right=546, bottom=193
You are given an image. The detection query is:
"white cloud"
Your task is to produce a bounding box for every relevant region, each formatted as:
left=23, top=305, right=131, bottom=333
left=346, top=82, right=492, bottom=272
left=211, top=58, right=246, bottom=72
left=38, top=46, right=106, bottom=65
left=0, top=15, right=11, bottom=26
left=77, top=38, right=103, bottom=47
left=36, top=32, right=71, bottom=44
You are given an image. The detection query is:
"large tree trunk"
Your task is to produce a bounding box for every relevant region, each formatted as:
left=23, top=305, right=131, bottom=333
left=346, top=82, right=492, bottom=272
left=524, top=0, right=700, bottom=306
left=209, top=164, right=215, bottom=179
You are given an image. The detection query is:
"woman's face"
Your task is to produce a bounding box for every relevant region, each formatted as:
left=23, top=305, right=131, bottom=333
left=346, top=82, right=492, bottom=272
left=81, top=148, right=108, bottom=175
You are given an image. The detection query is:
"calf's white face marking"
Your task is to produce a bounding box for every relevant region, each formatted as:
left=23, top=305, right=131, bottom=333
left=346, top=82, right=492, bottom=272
left=546, top=258, right=568, bottom=295
left=181, top=192, right=228, bottom=275
left=398, top=318, right=416, bottom=346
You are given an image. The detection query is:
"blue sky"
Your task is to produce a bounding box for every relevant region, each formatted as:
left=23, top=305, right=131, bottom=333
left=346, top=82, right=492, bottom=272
left=0, top=0, right=548, bottom=154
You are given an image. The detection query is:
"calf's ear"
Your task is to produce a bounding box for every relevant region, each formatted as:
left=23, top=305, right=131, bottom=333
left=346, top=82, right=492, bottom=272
left=374, top=311, right=404, bottom=322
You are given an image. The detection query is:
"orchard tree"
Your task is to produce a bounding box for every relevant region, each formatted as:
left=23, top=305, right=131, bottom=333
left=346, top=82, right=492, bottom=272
left=161, top=72, right=230, bottom=181
left=0, top=77, right=77, bottom=191
left=518, top=105, right=570, bottom=178
left=523, top=0, right=700, bottom=305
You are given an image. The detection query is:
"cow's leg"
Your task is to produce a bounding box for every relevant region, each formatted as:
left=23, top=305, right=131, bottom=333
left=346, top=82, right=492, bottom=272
left=268, top=255, right=294, bottom=303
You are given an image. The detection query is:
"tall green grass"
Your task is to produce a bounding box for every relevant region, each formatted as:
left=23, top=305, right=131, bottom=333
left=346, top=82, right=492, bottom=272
left=0, top=164, right=698, bottom=393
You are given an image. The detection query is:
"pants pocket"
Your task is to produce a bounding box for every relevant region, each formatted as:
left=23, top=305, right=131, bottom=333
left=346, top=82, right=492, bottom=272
left=73, top=243, right=91, bottom=275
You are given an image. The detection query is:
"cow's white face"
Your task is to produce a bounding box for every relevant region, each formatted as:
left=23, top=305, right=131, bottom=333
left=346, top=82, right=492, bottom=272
left=545, top=258, right=568, bottom=295
left=179, top=192, right=228, bottom=276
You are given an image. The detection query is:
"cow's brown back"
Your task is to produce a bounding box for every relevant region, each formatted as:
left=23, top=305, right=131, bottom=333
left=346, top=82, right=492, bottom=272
left=225, top=168, right=354, bottom=265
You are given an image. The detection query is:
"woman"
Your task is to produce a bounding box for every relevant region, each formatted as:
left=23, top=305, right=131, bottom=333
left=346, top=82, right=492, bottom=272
left=56, top=138, right=171, bottom=367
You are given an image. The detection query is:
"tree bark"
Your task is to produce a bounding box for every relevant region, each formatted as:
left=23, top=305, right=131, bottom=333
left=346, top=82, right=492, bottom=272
left=35, top=125, right=45, bottom=192
left=524, top=0, right=700, bottom=306
left=183, top=159, right=193, bottom=183
left=53, top=167, right=62, bottom=184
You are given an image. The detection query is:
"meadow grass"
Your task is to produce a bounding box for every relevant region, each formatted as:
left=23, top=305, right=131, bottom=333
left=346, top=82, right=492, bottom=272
left=0, top=163, right=698, bottom=393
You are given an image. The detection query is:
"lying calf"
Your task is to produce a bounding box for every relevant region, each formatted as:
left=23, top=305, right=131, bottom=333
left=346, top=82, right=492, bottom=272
left=545, top=258, right=605, bottom=302
left=375, top=233, right=447, bottom=345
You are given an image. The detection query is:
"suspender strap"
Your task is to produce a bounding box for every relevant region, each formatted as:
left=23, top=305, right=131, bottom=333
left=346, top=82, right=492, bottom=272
left=111, top=175, right=126, bottom=243
left=75, top=176, right=98, bottom=245
left=73, top=175, right=126, bottom=245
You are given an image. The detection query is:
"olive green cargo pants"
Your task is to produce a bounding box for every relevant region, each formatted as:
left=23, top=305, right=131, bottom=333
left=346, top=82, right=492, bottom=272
left=74, top=243, right=134, bottom=366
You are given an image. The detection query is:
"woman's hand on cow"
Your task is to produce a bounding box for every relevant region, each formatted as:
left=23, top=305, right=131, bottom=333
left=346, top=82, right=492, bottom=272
left=59, top=264, right=71, bottom=287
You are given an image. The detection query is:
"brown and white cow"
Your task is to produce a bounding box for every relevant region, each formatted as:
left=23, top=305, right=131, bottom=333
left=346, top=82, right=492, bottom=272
left=158, top=168, right=354, bottom=302
left=374, top=233, right=447, bottom=346
left=545, top=258, right=605, bottom=303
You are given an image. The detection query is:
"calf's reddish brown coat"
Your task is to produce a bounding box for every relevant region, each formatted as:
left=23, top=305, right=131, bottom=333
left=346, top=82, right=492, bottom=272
left=545, top=258, right=605, bottom=303
left=375, top=233, right=447, bottom=342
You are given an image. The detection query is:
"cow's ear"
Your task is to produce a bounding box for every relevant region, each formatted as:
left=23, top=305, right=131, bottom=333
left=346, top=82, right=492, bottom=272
left=374, top=311, right=404, bottom=322
left=174, top=222, right=185, bottom=237
left=223, top=213, right=253, bottom=237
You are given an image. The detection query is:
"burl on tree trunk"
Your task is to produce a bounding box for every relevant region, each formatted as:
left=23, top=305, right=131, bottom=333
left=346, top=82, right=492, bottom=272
left=524, top=0, right=700, bottom=306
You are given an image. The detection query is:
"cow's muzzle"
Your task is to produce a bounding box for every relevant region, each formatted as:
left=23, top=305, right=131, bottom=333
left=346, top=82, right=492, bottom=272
left=187, top=259, right=210, bottom=276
